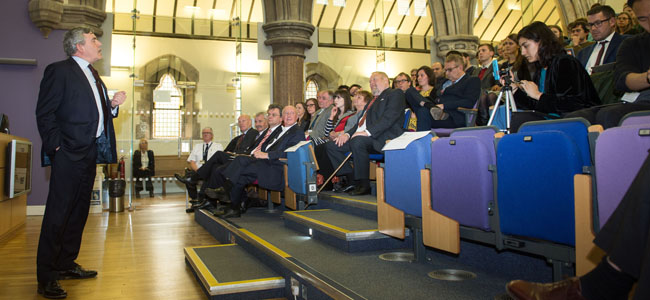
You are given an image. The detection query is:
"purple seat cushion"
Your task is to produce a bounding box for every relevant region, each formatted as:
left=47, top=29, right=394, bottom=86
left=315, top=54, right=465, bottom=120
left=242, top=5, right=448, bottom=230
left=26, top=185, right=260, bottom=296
left=595, top=124, right=650, bottom=226
left=430, top=134, right=495, bottom=230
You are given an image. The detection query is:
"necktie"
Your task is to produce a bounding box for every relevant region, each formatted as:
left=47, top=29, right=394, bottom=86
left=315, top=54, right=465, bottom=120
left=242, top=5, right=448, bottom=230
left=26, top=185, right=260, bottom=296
left=594, top=41, right=609, bottom=67
left=88, top=65, right=111, bottom=136
left=203, top=143, right=211, bottom=161
left=235, top=134, right=245, bottom=150
left=253, top=129, right=272, bottom=153
left=358, top=96, right=378, bottom=126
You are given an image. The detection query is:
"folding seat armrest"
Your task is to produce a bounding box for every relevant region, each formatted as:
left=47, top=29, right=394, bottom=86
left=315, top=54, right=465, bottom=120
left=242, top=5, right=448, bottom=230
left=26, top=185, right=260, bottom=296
left=458, top=107, right=479, bottom=127
left=574, top=174, right=605, bottom=276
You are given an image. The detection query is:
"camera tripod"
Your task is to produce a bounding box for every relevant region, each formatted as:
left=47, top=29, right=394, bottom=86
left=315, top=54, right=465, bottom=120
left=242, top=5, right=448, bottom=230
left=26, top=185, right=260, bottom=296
left=487, top=78, right=518, bottom=133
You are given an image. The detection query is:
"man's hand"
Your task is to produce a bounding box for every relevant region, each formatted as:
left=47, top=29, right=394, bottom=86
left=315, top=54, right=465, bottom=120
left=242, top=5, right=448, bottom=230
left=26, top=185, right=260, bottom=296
left=111, top=91, right=126, bottom=108
left=253, top=151, right=269, bottom=159
left=351, top=131, right=368, bottom=138
left=436, top=104, right=444, bottom=110
left=334, top=133, right=350, bottom=147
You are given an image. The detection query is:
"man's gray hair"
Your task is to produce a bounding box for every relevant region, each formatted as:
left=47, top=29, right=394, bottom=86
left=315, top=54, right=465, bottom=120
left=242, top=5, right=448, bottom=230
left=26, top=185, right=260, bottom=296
left=255, top=111, right=267, bottom=119
left=63, top=27, right=93, bottom=57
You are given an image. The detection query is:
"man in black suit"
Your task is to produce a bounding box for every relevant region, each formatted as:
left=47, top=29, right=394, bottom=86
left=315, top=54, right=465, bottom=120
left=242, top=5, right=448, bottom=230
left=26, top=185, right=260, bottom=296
left=35, top=27, right=126, bottom=299
left=216, top=105, right=305, bottom=218
left=326, top=72, right=406, bottom=195
left=576, top=5, right=628, bottom=74
left=177, top=114, right=258, bottom=210
left=406, top=54, right=481, bottom=129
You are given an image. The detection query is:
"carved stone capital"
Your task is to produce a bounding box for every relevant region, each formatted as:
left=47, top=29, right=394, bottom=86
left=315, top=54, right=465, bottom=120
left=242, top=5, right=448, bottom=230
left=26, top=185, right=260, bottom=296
left=28, top=0, right=106, bottom=38
left=262, top=21, right=315, bottom=57
left=433, top=34, right=480, bottom=59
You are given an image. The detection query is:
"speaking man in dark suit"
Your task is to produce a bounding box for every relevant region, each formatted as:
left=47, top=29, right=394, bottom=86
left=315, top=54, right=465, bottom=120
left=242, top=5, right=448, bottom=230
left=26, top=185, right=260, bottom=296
left=216, top=105, right=305, bottom=218
left=35, top=27, right=126, bottom=299
left=576, top=5, right=628, bottom=74
left=326, top=72, right=406, bottom=195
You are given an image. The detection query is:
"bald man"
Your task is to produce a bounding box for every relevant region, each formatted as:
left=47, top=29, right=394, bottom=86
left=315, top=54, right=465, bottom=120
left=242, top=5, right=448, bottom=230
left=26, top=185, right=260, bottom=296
left=177, top=114, right=258, bottom=208
left=216, top=105, right=306, bottom=218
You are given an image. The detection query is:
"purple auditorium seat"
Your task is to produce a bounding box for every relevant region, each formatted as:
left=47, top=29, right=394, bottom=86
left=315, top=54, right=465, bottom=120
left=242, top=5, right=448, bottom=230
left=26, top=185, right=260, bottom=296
left=619, top=110, right=650, bottom=127
left=429, top=127, right=498, bottom=230
left=595, top=124, right=650, bottom=226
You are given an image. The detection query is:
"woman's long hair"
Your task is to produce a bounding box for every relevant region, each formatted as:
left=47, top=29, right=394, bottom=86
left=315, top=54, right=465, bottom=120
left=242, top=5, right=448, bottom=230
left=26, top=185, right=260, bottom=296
left=332, top=89, right=352, bottom=123
left=517, top=21, right=565, bottom=68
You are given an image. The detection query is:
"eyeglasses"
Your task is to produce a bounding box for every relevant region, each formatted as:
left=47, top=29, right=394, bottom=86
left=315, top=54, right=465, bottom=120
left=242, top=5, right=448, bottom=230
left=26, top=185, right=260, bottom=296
left=444, top=65, right=459, bottom=73
left=588, top=17, right=612, bottom=28
left=306, top=104, right=315, bottom=107
left=267, top=113, right=280, bottom=117
left=394, top=79, right=410, bottom=83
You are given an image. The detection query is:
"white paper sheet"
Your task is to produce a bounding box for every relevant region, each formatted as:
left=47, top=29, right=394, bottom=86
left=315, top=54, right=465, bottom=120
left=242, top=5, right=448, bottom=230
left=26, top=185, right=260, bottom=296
left=285, top=140, right=311, bottom=152
left=382, top=131, right=431, bottom=151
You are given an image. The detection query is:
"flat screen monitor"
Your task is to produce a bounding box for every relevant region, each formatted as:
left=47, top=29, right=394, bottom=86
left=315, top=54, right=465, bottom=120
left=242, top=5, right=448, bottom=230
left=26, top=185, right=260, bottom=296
left=5, top=139, right=32, bottom=198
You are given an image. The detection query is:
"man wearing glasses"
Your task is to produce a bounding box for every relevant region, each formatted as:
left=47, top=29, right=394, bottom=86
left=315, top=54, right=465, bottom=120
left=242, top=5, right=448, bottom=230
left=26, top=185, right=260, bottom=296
left=577, top=5, right=628, bottom=74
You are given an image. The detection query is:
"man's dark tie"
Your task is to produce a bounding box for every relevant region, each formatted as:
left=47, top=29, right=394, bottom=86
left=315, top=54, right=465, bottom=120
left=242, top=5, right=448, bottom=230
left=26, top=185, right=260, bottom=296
left=235, top=134, right=245, bottom=150
left=594, top=41, right=608, bottom=67
left=88, top=64, right=111, bottom=135
left=203, top=143, right=211, bottom=161
left=358, top=96, right=378, bottom=126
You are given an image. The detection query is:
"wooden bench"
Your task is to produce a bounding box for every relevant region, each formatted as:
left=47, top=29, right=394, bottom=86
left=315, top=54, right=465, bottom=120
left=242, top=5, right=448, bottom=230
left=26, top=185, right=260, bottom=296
left=153, top=155, right=189, bottom=195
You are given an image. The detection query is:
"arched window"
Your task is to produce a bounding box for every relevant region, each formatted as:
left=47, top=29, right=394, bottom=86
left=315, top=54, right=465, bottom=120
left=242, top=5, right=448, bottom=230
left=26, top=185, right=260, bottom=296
left=305, top=79, right=319, bottom=100
left=153, top=74, right=183, bottom=139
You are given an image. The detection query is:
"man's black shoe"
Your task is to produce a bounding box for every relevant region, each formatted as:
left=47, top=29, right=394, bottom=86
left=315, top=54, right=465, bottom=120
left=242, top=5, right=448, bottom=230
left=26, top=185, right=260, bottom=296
left=204, top=187, right=226, bottom=200
left=191, top=199, right=207, bottom=208
left=349, top=185, right=371, bottom=196
left=58, top=265, right=97, bottom=280
left=185, top=207, right=195, bottom=213
left=220, top=208, right=241, bottom=218
left=340, top=184, right=355, bottom=193
left=212, top=206, right=227, bottom=216
left=195, top=200, right=213, bottom=210
left=174, top=173, right=196, bottom=187
left=189, top=198, right=200, bottom=204
left=37, top=280, right=67, bottom=299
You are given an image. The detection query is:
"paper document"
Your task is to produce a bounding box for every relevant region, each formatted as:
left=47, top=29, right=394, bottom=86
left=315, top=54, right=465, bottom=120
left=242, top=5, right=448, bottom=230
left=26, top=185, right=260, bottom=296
left=621, top=92, right=640, bottom=103
left=285, top=140, right=311, bottom=152
left=382, top=131, right=431, bottom=151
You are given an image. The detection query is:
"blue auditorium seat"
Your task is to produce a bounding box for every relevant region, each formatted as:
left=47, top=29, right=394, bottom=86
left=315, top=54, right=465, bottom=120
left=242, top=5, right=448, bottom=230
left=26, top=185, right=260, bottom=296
left=518, top=118, right=593, bottom=167
left=497, top=130, right=584, bottom=246
left=286, top=142, right=318, bottom=207
left=383, top=133, right=434, bottom=217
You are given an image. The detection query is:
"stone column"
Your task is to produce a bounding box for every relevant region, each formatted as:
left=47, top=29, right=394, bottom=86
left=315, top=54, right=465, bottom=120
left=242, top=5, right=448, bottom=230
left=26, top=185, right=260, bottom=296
left=428, top=0, right=480, bottom=61
left=262, top=0, right=315, bottom=107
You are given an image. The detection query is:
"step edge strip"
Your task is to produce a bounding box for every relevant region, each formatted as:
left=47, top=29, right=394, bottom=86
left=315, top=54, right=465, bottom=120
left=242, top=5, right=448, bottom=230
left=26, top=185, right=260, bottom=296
left=184, top=247, right=219, bottom=288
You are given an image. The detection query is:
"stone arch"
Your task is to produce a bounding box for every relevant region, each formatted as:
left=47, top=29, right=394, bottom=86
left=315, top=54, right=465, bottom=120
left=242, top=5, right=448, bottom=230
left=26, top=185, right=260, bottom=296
left=136, top=54, right=201, bottom=139
left=305, top=62, right=342, bottom=92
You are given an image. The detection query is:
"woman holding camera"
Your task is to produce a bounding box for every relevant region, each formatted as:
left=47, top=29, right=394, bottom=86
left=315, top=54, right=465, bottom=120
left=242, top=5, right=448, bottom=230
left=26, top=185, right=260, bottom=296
left=505, top=22, right=600, bottom=130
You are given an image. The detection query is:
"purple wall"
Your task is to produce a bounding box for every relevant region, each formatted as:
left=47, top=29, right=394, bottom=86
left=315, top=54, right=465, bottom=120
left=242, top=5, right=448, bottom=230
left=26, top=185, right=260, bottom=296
left=0, top=1, right=67, bottom=206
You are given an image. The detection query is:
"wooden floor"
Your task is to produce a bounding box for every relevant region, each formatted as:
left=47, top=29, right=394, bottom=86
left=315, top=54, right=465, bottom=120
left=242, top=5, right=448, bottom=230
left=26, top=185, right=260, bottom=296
left=0, top=194, right=218, bottom=300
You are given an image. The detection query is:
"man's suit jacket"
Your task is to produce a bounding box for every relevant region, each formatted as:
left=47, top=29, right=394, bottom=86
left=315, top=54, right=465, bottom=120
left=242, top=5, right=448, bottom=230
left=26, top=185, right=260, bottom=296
left=576, top=32, right=628, bottom=67
left=224, top=128, right=259, bottom=154
left=437, top=75, right=481, bottom=127
left=36, top=57, right=118, bottom=165
left=346, top=88, right=405, bottom=152
left=471, top=66, right=498, bottom=93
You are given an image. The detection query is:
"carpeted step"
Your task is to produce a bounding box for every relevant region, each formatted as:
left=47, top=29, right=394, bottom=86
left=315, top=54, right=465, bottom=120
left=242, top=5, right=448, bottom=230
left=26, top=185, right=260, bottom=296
left=184, top=244, right=285, bottom=299
left=283, top=209, right=410, bottom=252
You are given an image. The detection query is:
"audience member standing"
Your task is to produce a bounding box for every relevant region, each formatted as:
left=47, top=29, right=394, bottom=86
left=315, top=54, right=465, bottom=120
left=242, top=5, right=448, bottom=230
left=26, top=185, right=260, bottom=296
left=35, top=27, right=126, bottom=299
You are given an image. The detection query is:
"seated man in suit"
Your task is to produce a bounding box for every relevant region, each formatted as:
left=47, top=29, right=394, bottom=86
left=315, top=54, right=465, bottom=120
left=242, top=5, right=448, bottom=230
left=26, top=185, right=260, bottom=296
left=178, top=115, right=258, bottom=210
left=326, top=72, right=406, bottom=195
left=215, top=105, right=305, bottom=218
left=405, top=54, right=481, bottom=129
left=576, top=5, right=628, bottom=75
left=565, top=0, right=650, bottom=128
